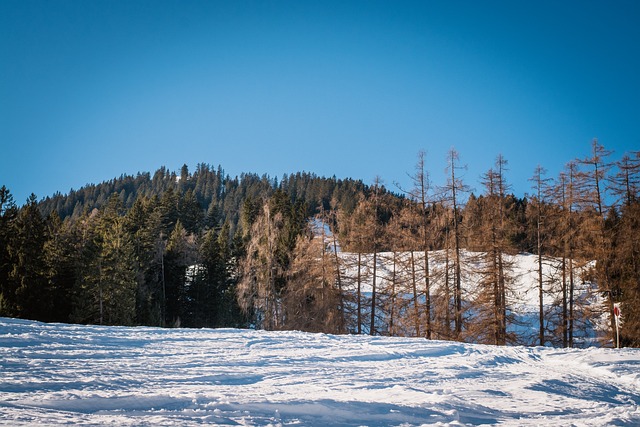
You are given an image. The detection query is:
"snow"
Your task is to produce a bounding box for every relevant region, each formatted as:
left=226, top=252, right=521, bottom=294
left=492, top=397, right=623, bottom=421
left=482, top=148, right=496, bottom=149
left=338, top=250, right=607, bottom=345
left=1, top=317, right=639, bottom=426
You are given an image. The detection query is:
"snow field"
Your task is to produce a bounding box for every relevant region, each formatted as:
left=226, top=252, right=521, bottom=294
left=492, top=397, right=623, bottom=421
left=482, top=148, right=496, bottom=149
left=1, top=317, right=639, bottom=426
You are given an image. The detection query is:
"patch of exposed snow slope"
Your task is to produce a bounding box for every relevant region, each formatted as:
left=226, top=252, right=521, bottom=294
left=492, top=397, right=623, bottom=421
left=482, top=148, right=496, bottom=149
left=338, top=250, right=608, bottom=346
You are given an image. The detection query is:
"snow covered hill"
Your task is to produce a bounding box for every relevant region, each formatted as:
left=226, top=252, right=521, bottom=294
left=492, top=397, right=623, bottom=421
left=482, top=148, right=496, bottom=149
left=337, top=250, right=608, bottom=346
left=1, top=317, right=639, bottom=426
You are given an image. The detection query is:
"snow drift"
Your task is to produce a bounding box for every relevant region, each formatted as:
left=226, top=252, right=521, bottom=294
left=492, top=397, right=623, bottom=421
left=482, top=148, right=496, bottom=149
left=1, top=317, right=639, bottom=426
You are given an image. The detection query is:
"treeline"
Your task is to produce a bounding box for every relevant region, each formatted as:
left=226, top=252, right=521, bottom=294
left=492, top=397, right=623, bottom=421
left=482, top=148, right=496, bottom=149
left=0, top=166, right=367, bottom=328
left=1, top=140, right=639, bottom=347
left=236, top=141, right=639, bottom=347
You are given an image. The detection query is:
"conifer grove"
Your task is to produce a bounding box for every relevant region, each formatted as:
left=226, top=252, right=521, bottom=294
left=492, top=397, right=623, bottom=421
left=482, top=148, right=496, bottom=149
left=1, top=140, right=639, bottom=347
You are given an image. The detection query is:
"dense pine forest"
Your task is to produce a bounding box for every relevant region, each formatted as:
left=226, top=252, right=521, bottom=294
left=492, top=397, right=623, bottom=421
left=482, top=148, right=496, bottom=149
left=1, top=140, right=639, bottom=347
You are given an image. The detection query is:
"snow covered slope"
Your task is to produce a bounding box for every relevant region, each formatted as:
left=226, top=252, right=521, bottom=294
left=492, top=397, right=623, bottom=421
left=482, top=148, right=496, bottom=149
left=1, top=317, right=638, bottom=426
left=338, top=250, right=607, bottom=345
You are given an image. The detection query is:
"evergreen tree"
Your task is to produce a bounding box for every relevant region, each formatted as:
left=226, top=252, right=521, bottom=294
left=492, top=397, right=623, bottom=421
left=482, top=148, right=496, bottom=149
left=179, top=189, right=203, bottom=234
left=70, top=196, right=137, bottom=325
left=126, top=195, right=164, bottom=326
left=164, top=220, right=197, bottom=327
left=10, top=194, right=51, bottom=320
left=0, top=186, right=18, bottom=316
left=96, top=196, right=138, bottom=325
left=190, top=227, right=225, bottom=327
left=43, top=212, right=77, bottom=322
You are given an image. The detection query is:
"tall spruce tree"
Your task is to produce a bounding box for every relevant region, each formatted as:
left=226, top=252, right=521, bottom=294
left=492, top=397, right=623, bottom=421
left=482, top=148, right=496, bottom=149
left=43, top=212, right=77, bottom=322
left=164, top=220, right=197, bottom=327
left=0, top=186, right=18, bottom=316
left=94, top=195, right=138, bottom=325
left=11, top=194, right=51, bottom=321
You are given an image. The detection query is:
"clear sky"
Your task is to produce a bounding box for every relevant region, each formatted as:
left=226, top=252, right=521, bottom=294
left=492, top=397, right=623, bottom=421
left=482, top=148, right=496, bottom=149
left=2, top=0, right=639, bottom=205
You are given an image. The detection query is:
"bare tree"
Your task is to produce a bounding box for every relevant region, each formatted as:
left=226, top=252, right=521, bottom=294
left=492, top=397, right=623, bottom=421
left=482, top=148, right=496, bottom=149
left=345, top=193, right=375, bottom=334
left=386, top=201, right=422, bottom=336
left=370, top=176, right=383, bottom=335
left=440, top=148, right=470, bottom=338
left=475, top=155, right=514, bottom=345
left=557, top=163, right=579, bottom=346
left=282, top=225, right=343, bottom=334
left=610, top=151, right=640, bottom=209
left=237, top=201, right=281, bottom=330
left=529, top=165, right=552, bottom=346
left=576, top=139, right=616, bottom=346
left=397, top=150, right=434, bottom=337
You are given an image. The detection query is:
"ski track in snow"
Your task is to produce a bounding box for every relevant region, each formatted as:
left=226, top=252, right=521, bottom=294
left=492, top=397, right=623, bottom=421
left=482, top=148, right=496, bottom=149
left=1, top=317, right=639, bottom=426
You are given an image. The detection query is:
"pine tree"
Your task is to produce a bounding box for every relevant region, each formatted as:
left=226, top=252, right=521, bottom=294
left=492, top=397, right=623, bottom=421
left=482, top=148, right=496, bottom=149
left=164, top=220, right=197, bottom=327
left=126, top=195, right=164, bottom=326
left=192, top=227, right=225, bottom=327
left=327, top=198, right=347, bottom=334
left=93, top=195, right=138, bottom=325
left=179, top=189, right=203, bottom=234
left=43, top=212, right=77, bottom=322
left=0, top=186, right=18, bottom=316
left=12, top=194, right=51, bottom=321
left=215, top=220, right=245, bottom=327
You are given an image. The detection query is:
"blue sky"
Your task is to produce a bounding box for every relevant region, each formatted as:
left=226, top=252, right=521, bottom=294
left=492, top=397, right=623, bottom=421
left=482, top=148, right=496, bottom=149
left=2, top=0, right=639, bottom=205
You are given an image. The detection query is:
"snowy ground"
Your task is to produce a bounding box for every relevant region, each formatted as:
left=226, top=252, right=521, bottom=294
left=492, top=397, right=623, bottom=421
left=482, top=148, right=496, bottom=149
left=1, top=317, right=639, bottom=426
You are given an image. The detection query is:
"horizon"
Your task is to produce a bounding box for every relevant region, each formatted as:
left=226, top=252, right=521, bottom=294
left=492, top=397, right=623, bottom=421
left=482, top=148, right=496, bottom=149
left=2, top=1, right=639, bottom=205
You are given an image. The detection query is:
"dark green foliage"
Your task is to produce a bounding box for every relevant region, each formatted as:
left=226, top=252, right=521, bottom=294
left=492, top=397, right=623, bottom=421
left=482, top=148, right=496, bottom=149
left=71, top=195, right=138, bottom=325
left=9, top=194, right=51, bottom=320
left=0, top=186, right=18, bottom=316
left=2, top=149, right=638, bottom=347
left=43, top=213, right=78, bottom=322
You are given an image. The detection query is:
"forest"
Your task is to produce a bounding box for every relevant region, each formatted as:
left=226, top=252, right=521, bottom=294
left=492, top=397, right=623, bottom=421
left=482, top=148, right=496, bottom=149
left=1, top=139, right=639, bottom=347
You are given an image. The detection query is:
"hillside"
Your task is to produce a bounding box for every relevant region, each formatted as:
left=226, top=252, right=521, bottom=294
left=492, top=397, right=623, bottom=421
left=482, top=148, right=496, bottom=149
left=1, top=317, right=638, bottom=426
left=337, top=249, right=608, bottom=347
left=1, top=156, right=639, bottom=346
